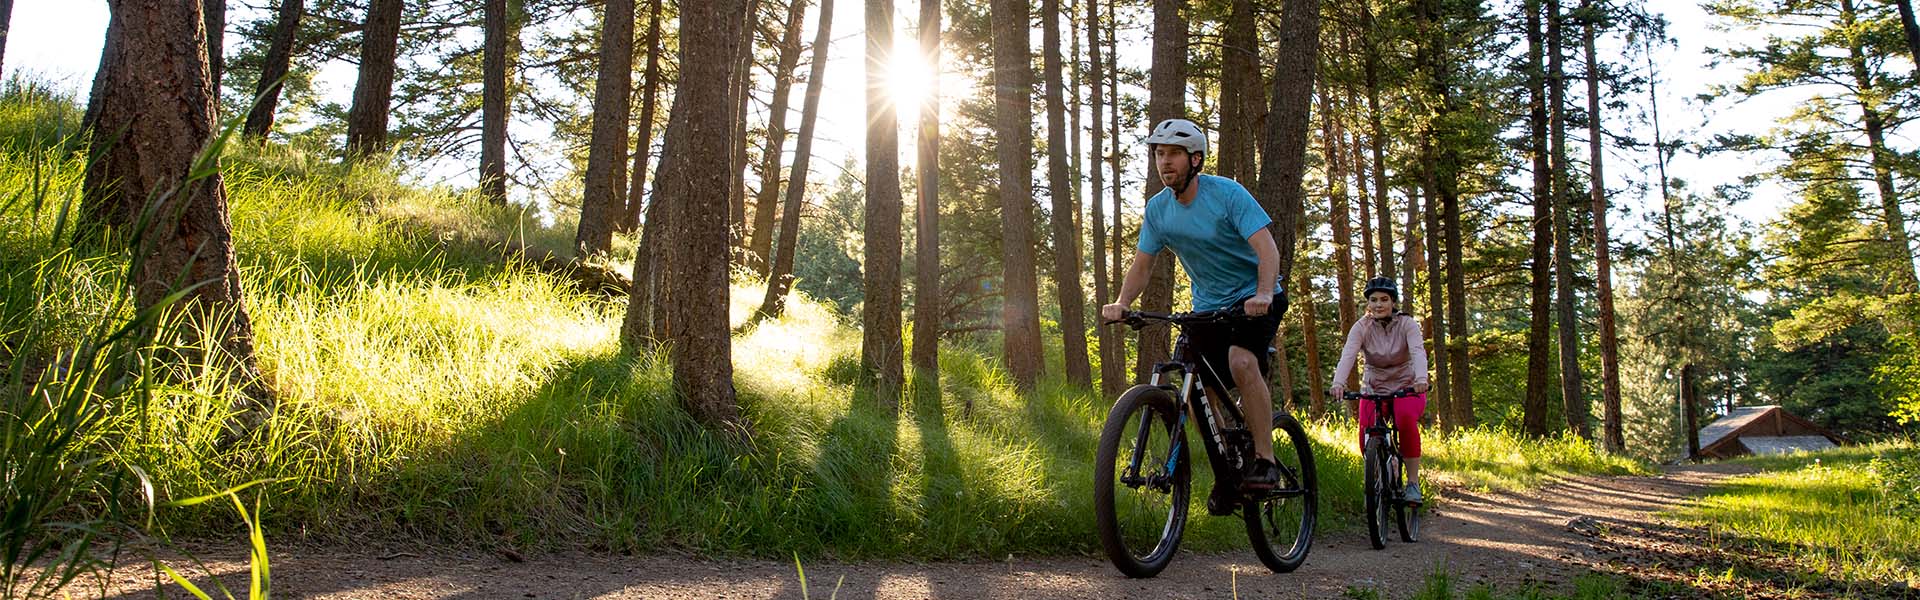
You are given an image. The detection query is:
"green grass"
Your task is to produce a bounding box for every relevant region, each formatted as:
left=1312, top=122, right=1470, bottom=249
left=2, top=86, right=1648, bottom=573
left=1668, top=441, right=1920, bottom=586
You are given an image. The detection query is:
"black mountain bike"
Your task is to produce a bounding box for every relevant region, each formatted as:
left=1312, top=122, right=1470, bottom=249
left=1344, top=388, right=1422, bottom=549
left=1093, top=308, right=1317, bottom=578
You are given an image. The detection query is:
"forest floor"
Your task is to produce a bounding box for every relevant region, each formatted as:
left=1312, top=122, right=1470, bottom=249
left=64, top=461, right=1913, bottom=599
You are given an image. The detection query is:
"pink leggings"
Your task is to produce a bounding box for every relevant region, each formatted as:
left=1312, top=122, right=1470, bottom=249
left=1356, top=392, right=1426, bottom=458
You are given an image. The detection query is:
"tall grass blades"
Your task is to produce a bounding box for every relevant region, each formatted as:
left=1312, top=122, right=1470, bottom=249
left=1673, top=441, right=1920, bottom=586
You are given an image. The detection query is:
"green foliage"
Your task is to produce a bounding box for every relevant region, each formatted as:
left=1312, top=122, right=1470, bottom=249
left=792, top=167, right=867, bottom=317
left=1675, top=442, right=1920, bottom=585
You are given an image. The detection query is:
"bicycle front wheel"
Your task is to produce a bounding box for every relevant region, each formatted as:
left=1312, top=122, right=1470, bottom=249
left=1244, top=412, right=1317, bottom=573
left=1094, top=385, right=1190, bottom=578
left=1362, top=437, right=1389, bottom=550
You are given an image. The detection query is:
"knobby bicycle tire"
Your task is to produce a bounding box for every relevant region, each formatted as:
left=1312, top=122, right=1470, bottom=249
left=1244, top=412, right=1317, bottom=573
left=1094, top=385, right=1190, bottom=578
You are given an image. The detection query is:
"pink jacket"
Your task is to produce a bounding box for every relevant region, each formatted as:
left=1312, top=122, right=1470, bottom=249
left=1331, top=313, right=1430, bottom=392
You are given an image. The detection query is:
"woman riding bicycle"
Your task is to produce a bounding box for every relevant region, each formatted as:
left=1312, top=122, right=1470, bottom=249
left=1329, top=277, right=1430, bottom=504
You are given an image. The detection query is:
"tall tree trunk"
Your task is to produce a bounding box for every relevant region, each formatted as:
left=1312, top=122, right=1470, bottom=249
left=345, top=0, right=403, bottom=159
left=1548, top=0, right=1588, bottom=438
left=1108, top=0, right=1123, bottom=317
left=1420, top=149, right=1451, bottom=428
left=242, top=0, right=302, bottom=140
left=755, top=0, right=833, bottom=321
left=727, top=0, right=760, bottom=254
left=863, top=0, right=905, bottom=403
left=1043, top=0, right=1091, bottom=388
left=1419, top=0, right=1472, bottom=428
left=205, top=0, right=225, bottom=98
left=1257, top=0, right=1320, bottom=414
left=1321, top=87, right=1357, bottom=388
left=1218, top=0, right=1260, bottom=183
left=995, top=0, right=1045, bottom=390
left=748, top=0, right=809, bottom=274
left=0, top=0, right=13, bottom=76
left=1090, top=0, right=1123, bottom=398
left=1362, top=0, right=1393, bottom=281
left=1135, top=0, right=1185, bottom=384
left=87, top=0, right=270, bottom=409
left=622, top=0, right=666, bottom=233
left=1583, top=0, right=1622, bottom=452
left=629, top=113, right=686, bottom=342
left=478, top=0, right=512, bottom=204
left=574, top=0, right=636, bottom=258
left=912, top=0, right=943, bottom=385
left=1298, top=213, right=1326, bottom=415
left=1896, top=0, right=1920, bottom=81
left=1353, top=123, right=1374, bottom=280
left=660, top=0, right=747, bottom=430
left=1841, top=0, right=1920, bottom=292
left=1521, top=0, right=1552, bottom=437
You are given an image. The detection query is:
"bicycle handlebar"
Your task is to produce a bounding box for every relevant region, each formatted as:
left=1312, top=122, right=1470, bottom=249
left=1341, top=388, right=1419, bottom=401
left=1103, top=307, right=1245, bottom=330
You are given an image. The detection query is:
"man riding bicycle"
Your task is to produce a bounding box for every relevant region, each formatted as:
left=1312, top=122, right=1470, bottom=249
left=1100, top=118, right=1286, bottom=497
left=1330, top=277, right=1430, bottom=504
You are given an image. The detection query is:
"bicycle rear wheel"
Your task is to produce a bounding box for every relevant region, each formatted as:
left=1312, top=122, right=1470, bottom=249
left=1395, top=461, right=1420, bottom=543
left=1094, top=385, right=1190, bottom=578
left=1244, top=413, right=1316, bottom=573
left=1362, top=437, right=1388, bottom=550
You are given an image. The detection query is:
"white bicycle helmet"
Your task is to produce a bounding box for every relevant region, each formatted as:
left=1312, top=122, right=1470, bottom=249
left=1144, top=118, right=1207, bottom=156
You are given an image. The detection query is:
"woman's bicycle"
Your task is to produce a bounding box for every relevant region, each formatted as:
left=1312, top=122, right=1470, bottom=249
left=1094, top=308, right=1317, bottom=578
left=1343, top=388, right=1422, bottom=549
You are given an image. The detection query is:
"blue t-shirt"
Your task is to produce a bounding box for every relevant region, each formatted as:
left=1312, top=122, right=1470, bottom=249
left=1137, top=174, right=1278, bottom=311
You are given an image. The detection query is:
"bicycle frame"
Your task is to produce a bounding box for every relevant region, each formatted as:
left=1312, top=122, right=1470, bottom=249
left=1118, top=310, right=1308, bottom=501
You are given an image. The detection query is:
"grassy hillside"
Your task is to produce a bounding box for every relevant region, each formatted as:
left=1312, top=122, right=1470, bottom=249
left=1, top=85, right=1642, bottom=566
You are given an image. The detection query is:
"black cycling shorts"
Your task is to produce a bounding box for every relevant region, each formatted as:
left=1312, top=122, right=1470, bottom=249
left=1175, top=291, right=1287, bottom=393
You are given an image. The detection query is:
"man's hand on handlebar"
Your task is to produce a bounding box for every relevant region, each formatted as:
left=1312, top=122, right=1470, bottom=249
left=1101, top=302, right=1128, bottom=324
left=1243, top=294, right=1271, bottom=317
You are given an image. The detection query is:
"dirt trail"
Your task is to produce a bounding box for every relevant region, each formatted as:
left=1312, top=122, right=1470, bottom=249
left=67, top=464, right=1757, bottom=599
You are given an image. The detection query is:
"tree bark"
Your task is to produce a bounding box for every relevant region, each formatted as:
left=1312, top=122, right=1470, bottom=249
left=87, top=0, right=269, bottom=409
left=1548, top=0, right=1588, bottom=438
left=1108, top=0, right=1129, bottom=389
left=1043, top=0, right=1091, bottom=388
left=995, top=0, right=1045, bottom=390
left=661, top=0, right=747, bottom=431
left=912, top=0, right=943, bottom=385
left=1418, top=0, right=1472, bottom=428
left=727, top=0, right=760, bottom=254
left=1090, top=0, right=1122, bottom=398
left=1352, top=119, right=1374, bottom=280
left=1896, top=0, right=1920, bottom=82
left=478, top=0, right=512, bottom=204
left=242, top=0, right=302, bottom=140
left=1420, top=147, right=1451, bottom=428
left=345, top=0, right=403, bottom=159
left=1522, top=0, right=1552, bottom=437
left=863, top=0, right=905, bottom=403
left=1320, top=87, right=1357, bottom=389
left=621, top=0, right=665, bottom=233
left=205, top=0, right=225, bottom=98
left=1257, top=0, right=1319, bottom=305
left=574, top=0, right=636, bottom=258
left=1362, top=0, right=1393, bottom=282
left=0, top=0, right=13, bottom=77
left=755, top=0, right=833, bottom=321
left=1133, top=0, right=1185, bottom=384
left=748, top=0, right=809, bottom=274
left=1583, top=0, right=1622, bottom=452
left=1218, top=0, right=1261, bottom=183
left=1841, top=0, right=1920, bottom=293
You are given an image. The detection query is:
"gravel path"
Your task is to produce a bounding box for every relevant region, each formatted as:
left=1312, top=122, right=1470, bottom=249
left=64, top=464, right=1753, bottom=599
